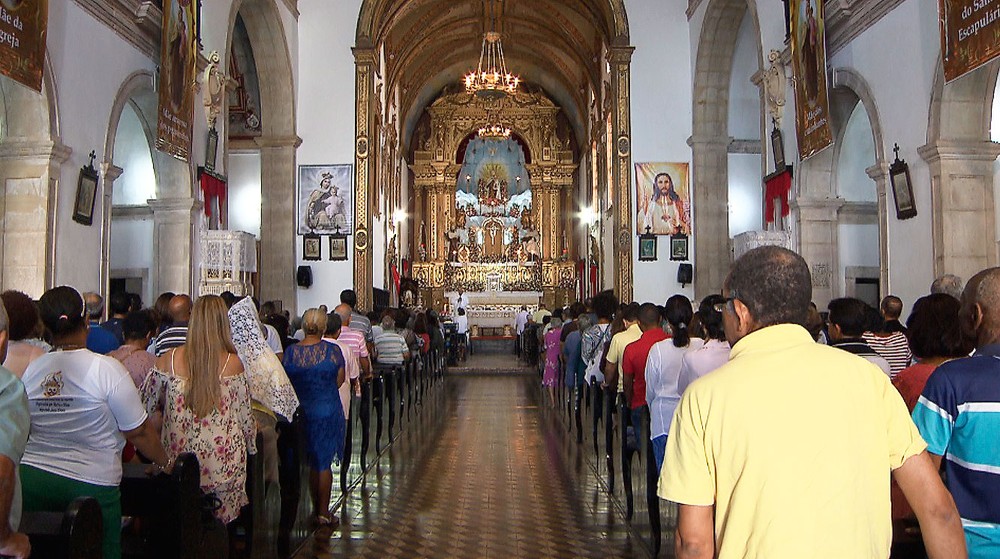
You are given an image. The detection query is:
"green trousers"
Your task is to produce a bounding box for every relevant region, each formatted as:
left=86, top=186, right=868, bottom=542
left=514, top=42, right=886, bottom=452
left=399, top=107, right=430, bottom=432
left=20, top=464, right=121, bottom=559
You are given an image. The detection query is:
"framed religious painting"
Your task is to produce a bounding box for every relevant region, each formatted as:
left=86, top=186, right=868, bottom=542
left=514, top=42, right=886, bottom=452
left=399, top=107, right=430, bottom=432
left=73, top=152, right=100, bottom=226
left=889, top=144, right=916, bottom=220
left=670, top=234, right=689, bottom=261
left=634, top=162, right=692, bottom=235
left=328, top=234, right=348, bottom=261
left=302, top=233, right=321, bottom=261
left=298, top=164, right=353, bottom=234
left=638, top=228, right=657, bottom=261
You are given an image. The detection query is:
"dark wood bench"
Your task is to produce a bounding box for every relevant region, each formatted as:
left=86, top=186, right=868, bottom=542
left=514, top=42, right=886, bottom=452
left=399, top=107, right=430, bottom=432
left=16, top=496, right=103, bottom=559
left=120, top=452, right=225, bottom=559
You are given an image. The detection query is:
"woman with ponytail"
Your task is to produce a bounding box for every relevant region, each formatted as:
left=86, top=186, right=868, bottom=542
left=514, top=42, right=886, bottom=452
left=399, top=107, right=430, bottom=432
left=677, top=294, right=731, bottom=394
left=21, top=286, right=169, bottom=559
left=142, top=295, right=256, bottom=524
left=644, top=295, right=703, bottom=470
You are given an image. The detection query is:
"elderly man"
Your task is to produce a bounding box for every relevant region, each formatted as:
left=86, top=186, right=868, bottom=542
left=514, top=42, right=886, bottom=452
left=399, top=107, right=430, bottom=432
left=0, top=300, right=30, bottom=559
left=931, top=273, right=964, bottom=300
left=83, top=292, right=120, bottom=354
left=913, top=267, right=1000, bottom=558
left=153, top=294, right=192, bottom=356
left=334, top=304, right=372, bottom=394
left=374, top=315, right=410, bottom=366
left=660, top=246, right=965, bottom=559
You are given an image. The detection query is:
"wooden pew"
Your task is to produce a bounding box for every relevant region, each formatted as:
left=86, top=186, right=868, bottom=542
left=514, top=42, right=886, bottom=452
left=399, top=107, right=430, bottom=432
left=17, top=496, right=103, bottom=559
left=120, top=453, right=225, bottom=559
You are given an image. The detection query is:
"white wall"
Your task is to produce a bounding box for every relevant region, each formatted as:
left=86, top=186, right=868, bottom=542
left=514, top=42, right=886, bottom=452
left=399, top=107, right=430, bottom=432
left=836, top=103, right=877, bottom=202
left=827, top=0, right=938, bottom=305
left=112, top=104, right=157, bottom=206
left=838, top=222, right=880, bottom=293
left=728, top=14, right=763, bottom=239
left=295, top=0, right=364, bottom=311
left=47, top=0, right=158, bottom=292
left=227, top=152, right=262, bottom=238
left=627, top=0, right=695, bottom=304
left=110, top=217, right=154, bottom=304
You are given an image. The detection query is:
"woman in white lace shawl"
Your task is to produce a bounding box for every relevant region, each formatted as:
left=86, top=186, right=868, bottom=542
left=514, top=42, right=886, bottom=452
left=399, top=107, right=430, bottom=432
left=228, top=297, right=300, bottom=484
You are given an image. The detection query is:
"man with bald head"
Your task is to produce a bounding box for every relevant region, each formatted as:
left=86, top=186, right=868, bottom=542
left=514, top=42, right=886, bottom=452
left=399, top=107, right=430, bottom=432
left=332, top=304, right=371, bottom=395
left=913, top=267, right=1000, bottom=558
left=153, top=294, right=192, bottom=356
left=83, top=292, right=120, bottom=354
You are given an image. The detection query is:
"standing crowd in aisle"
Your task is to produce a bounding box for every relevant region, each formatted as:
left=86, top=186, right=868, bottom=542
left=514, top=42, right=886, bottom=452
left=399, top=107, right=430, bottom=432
left=0, top=285, right=447, bottom=558
left=527, top=251, right=997, bottom=559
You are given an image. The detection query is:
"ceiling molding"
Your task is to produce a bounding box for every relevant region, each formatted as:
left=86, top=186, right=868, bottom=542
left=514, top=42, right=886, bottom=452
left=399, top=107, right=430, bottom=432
left=73, top=0, right=161, bottom=60
left=826, top=0, right=908, bottom=57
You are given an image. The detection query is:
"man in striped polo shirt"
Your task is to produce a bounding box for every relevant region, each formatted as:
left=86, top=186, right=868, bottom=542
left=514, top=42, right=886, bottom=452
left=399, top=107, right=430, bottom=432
left=334, top=304, right=371, bottom=393
left=913, top=267, right=1000, bottom=558
left=374, top=315, right=410, bottom=366
left=153, top=294, right=192, bottom=356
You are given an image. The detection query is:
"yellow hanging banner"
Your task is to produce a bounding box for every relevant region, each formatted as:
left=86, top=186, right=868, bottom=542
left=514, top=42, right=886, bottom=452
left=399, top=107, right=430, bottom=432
left=156, top=0, right=198, bottom=161
left=790, top=0, right=834, bottom=161
left=940, top=0, right=1000, bottom=82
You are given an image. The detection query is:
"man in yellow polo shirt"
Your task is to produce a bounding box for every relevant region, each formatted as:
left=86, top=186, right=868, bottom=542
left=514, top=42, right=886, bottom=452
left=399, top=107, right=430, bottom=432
left=659, top=246, right=966, bottom=559
left=602, top=302, right=641, bottom=393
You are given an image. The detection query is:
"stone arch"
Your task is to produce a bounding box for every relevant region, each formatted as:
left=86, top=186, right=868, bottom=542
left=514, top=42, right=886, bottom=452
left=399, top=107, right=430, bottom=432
left=796, top=68, right=888, bottom=302
left=691, top=0, right=764, bottom=296
left=920, top=60, right=1000, bottom=281
left=0, top=52, right=70, bottom=296
left=225, top=0, right=298, bottom=308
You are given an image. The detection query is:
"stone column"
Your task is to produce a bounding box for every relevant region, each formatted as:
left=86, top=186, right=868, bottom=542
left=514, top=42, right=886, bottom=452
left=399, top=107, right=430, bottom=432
left=0, top=140, right=71, bottom=295
left=918, top=140, right=1000, bottom=281
left=865, top=163, right=890, bottom=293
left=148, top=197, right=201, bottom=298
left=689, top=135, right=730, bottom=297
left=353, top=45, right=377, bottom=311
left=255, top=135, right=300, bottom=310
left=609, top=45, right=635, bottom=302
left=792, top=196, right=844, bottom=308
left=100, top=161, right=124, bottom=305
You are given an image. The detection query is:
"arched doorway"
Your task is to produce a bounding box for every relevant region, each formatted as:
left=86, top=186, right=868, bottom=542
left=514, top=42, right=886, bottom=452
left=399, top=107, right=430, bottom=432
left=225, top=0, right=297, bottom=309
left=691, top=0, right=764, bottom=296
left=353, top=0, right=633, bottom=311
left=0, top=63, right=69, bottom=297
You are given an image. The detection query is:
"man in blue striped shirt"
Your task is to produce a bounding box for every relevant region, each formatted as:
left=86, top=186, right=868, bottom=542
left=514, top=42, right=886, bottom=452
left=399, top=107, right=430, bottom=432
left=913, top=267, right=1000, bottom=559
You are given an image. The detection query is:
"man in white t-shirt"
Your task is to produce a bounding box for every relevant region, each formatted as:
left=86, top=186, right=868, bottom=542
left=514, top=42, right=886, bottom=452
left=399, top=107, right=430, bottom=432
left=455, top=291, right=469, bottom=313
left=455, top=308, right=470, bottom=360
left=514, top=306, right=529, bottom=357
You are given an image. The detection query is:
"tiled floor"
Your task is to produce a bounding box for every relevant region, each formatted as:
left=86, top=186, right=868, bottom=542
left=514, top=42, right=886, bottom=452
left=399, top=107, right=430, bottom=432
left=294, top=374, right=648, bottom=559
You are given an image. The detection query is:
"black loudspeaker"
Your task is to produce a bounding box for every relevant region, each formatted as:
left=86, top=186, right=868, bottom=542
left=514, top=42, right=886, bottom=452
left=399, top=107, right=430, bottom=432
left=296, top=265, right=313, bottom=288
left=677, top=263, right=693, bottom=286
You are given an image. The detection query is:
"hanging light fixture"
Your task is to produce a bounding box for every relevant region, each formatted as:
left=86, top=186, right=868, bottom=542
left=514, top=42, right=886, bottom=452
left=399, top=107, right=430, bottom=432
left=464, top=0, right=520, bottom=99
left=477, top=109, right=512, bottom=140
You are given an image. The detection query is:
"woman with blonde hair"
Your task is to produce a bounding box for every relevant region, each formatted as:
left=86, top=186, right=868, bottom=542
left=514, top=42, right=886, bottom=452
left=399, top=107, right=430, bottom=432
left=141, top=294, right=256, bottom=524
left=282, top=308, right=346, bottom=528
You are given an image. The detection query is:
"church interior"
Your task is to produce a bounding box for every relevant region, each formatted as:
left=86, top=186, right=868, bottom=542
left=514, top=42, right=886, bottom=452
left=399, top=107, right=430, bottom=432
left=1, top=0, right=999, bottom=557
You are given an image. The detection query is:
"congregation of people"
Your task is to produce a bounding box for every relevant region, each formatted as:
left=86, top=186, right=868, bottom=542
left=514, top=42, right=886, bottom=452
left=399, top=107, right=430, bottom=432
left=0, top=285, right=447, bottom=558
left=524, top=251, right=997, bottom=558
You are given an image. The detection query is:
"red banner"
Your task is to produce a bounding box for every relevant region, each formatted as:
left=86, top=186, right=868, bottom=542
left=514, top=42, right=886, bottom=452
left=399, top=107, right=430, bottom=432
left=790, top=0, right=834, bottom=160
left=156, top=0, right=198, bottom=160
left=0, top=0, right=47, bottom=92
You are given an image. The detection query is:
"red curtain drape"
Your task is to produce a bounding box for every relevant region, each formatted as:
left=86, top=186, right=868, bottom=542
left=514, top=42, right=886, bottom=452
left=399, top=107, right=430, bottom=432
left=764, top=170, right=792, bottom=225
left=199, top=171, right=227, bottom=218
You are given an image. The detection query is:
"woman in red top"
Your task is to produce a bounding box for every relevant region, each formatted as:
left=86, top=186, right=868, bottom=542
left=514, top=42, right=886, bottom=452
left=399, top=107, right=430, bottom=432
left=414, top=313, right=431, bottom=355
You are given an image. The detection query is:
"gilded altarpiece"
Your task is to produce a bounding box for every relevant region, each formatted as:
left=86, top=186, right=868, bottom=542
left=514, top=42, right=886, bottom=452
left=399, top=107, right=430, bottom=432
left=410, top=89, right=578, bottom=308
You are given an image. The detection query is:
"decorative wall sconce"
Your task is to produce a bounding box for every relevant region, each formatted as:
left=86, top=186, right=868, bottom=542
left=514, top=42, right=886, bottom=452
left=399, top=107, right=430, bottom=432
left=73, top=151, right=99, bottom=226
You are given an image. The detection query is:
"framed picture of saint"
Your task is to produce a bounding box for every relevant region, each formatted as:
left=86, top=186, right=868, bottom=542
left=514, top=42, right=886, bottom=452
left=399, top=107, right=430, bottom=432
left=298, top=164, right=353, bottom=234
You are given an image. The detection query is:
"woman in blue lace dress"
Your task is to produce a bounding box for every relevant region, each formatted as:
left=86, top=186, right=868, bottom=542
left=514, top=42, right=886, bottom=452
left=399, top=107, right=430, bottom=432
left=282, top=308, right=346, bottom=528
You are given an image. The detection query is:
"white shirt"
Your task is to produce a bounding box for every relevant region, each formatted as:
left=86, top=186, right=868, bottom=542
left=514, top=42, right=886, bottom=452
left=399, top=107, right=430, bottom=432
left=514, top=311, right=529, bottom=335
left=21, top=349, right=148, bottom=486
left=456, top=315, right=469, bottom=335
left=264, top=324, right=283, bottom=355
left=645, top=337, right=703, bottom=439
left=678, top=339, right=730, bottom=395
left=455, top=294, right=469, bottom=311
left=323, top=337, right=357, bottom=418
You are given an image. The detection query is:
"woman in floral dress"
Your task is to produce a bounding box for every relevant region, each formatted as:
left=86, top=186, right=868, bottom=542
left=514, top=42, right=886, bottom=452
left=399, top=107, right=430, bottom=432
left=542, top=314, right=563, bottom=407
left=142, top=295, right=256, bottom=524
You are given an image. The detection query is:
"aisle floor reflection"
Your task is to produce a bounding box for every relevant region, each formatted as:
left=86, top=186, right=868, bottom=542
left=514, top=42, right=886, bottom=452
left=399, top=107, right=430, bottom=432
left=294, top=374, right=648, bottom=559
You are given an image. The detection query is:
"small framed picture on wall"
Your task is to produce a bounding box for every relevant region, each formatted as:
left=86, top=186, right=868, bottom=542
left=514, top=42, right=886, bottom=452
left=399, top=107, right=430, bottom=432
left=303, top=233, right=322, bottom=261
left=329, top=234, right=348, bottom=261
left=638, top=227, right=657, bottom=261
left=670, top=234, right=689, bottom=261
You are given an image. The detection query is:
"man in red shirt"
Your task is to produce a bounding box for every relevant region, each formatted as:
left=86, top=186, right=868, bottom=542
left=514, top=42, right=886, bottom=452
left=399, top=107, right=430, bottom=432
left=622, top=303, right=669, bottom=447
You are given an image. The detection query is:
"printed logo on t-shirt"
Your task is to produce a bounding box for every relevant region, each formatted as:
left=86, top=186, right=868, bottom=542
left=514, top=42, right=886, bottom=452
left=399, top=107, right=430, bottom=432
left=42, top=371, right=63, bottom=398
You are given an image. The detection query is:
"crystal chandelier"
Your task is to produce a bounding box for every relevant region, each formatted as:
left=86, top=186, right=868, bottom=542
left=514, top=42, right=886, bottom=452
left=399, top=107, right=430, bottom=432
left=463, top=1, right=519, bottom=99
left=477, top=120, right=512, bottom=139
